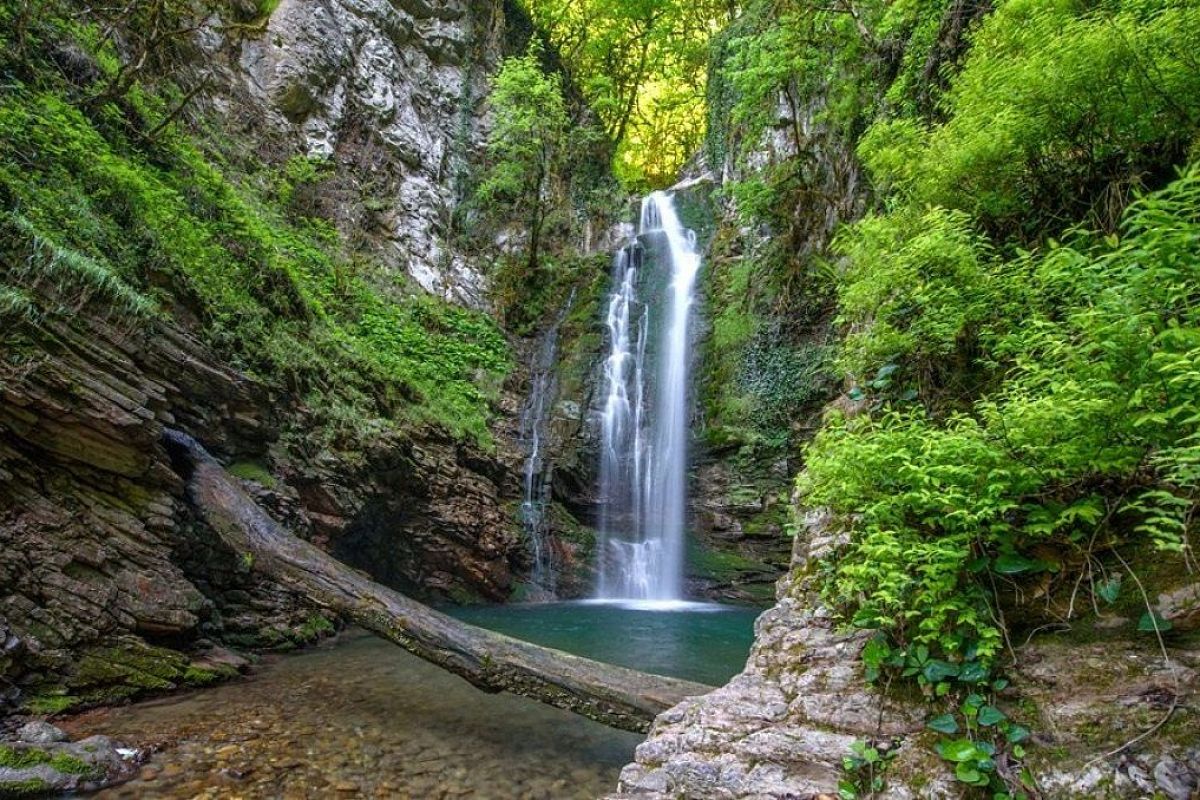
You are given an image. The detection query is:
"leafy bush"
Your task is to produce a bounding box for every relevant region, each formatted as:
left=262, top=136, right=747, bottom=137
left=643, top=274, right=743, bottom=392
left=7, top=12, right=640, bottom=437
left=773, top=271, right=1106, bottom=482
left=833, top=207, right=997, bottom=390
left=860, top=0, right=1200, bottom=233
left=801, top=167, right=1200, bottom=664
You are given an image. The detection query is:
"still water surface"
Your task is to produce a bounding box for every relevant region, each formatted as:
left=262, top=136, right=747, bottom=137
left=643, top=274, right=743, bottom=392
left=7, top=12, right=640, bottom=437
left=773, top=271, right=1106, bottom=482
left=68, top=603, right=759, bottom=799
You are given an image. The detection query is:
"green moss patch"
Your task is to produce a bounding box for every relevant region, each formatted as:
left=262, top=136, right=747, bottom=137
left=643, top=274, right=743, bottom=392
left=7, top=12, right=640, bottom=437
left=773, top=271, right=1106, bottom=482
left=227, top=460, right=277, bottom=488
left=0, top=745, right=98, bottom=776
left=0, top=778, right=53, bottom=797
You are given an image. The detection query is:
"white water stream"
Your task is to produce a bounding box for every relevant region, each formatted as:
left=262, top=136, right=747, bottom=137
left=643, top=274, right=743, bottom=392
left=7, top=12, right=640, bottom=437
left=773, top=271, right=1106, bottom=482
left=596, top=192, right=701, bottom=601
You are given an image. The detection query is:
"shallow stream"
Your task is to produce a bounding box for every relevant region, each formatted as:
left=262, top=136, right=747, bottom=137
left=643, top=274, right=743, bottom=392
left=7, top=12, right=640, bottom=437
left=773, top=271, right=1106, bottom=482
left=65, top=602, right=759, bottom=799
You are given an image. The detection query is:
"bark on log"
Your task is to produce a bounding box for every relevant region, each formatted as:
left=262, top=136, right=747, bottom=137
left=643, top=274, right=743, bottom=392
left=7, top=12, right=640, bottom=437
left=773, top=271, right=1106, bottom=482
left=163, top=429, right=713, bottom=733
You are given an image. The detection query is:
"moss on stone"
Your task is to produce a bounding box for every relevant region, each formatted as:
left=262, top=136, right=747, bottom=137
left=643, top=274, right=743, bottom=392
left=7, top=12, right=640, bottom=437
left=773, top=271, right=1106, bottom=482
left=0, top=746, right=96, bottom=777
left=291, top=612, right=335, bottom=642
left=0, top=745, right=47, bottom=770
left=688, top=543, right=771, bottom=582
left=0, top=778, right=52, bottom=797
left=226, top=460, right=277, bottom=488
left=22, top=693, right=78, bottom=715
left=181, top=665, right=223, bottom=686
left=47, top=752, right=96, bottom=776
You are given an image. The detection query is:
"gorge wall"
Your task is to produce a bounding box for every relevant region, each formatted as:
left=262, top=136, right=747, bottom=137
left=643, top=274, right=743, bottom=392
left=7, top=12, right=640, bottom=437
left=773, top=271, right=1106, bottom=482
left=0, top=0, right=536, bottom=714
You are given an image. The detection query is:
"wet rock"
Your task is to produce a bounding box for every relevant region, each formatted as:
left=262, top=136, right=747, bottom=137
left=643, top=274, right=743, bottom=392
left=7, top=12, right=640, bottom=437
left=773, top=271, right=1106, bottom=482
left=1157, top=583, right=1200, bottom=631
left=16, top=722, right=67, bottom=744
left=0, top=734, right=143, bottom=797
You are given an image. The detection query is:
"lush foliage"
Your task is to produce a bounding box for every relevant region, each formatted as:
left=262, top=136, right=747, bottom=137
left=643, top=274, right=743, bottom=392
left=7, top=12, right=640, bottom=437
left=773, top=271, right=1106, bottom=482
left=524, top=0, right=733, bottom=188
left=466, top=44, right=617, bottom=334
left=832, top=206, right=998, bottom=396
left=860, top=0, right=1200, bottom=234
left=0, top=8, right=510, bottom=445
left=799, top=0, right=1200, bottom=676
left=712, top=0, right=954, bottom=167
left=477, top=47, right=570, bottom=272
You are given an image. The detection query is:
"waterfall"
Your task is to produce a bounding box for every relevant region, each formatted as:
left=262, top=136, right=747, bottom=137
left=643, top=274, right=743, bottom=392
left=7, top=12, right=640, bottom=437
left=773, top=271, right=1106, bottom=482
left=596, top=191, right=701, bottom=601
left=519, top=291, right=574, bottom=598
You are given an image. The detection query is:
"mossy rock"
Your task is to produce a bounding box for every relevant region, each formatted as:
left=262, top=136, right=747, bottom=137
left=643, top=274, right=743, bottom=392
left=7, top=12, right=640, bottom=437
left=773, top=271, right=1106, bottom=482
left=687, top=542, right=774, bottom=583
left=0, top=745, right=99, bottom=777
left=227, top=460, right=277, bottom=488
left=181, top=663, right=235, bottom=686
left=0, top=778, right=53, bottom=797
left=21, top=693, right=78, bottom=716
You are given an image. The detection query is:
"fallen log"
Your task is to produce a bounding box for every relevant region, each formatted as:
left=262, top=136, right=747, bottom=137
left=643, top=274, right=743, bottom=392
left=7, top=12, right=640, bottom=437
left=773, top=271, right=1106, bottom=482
left=162, top=429, right=712, bottom=733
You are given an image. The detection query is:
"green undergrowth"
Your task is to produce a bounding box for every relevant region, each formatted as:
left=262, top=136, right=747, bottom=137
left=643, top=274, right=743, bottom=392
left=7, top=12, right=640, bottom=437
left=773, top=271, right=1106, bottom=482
left=0, top=12, right=510, bottom=446
left=701, top=227, right=836, bottom=452
left=0, top=778, right=53, bottom=796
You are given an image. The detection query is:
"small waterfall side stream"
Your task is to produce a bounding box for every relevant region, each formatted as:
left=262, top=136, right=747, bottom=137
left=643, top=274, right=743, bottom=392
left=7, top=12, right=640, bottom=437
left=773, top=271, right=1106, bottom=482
left=597, top=192, right=702, bottom=602
left=518, top=291, right=575, bottom=598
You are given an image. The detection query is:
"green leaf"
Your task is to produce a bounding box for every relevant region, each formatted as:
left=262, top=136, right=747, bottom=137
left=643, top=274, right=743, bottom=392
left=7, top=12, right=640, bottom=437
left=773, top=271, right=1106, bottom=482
left=862, top=635, right=891, bottom=670
left=959, top=662, right=990, bottom=683
left=955, top=762, right=983, bottom=784
left=938, top=739, right=979, bottom=762
left=923, top=660, right=961, bottom=683
left=1137, top=612, right=1174, bottom=633
left=1006, top=724, right=1031, bottom=743
left=978, top=705, right=1007, bottom=726
left=927, top=714, right=959, bottom=734
left=994, top=553, right=1039, bottom=575
left=1096, top=578, right=1121, bottom=604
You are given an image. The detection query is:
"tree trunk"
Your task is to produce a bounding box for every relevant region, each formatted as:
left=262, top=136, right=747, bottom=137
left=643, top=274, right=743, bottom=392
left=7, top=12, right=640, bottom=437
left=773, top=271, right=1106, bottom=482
left=162, top=429, right=713, bottom=733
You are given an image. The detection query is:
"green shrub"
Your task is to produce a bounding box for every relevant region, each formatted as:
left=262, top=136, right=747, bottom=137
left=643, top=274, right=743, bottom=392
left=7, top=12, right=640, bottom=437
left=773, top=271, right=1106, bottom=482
left=860, top=0, right=1200, bottom=233
left=832, top=206, right=999, bottom=392
left=802, top=167, right=1200, bottom=664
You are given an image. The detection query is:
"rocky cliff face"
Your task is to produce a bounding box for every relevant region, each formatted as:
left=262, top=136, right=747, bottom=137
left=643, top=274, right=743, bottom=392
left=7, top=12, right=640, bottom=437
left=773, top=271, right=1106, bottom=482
left=0, top=0, right=533, bottom=714
left=200, top=0, right=504, bottom=307
left=0, top=281, right=524, bottom=713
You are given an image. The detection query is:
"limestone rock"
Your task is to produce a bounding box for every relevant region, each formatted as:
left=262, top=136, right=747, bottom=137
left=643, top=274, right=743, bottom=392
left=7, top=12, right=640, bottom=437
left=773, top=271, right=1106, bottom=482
left=15, top=722, right=66, bottom=744
left=199, top=0, right=508, bottom=309
left=607, top=511, right=1200, bottom=799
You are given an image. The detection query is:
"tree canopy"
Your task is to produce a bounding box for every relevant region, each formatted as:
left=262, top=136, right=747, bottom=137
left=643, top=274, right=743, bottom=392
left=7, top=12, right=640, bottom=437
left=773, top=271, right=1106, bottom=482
left=524, top=0, right=734, bottom=189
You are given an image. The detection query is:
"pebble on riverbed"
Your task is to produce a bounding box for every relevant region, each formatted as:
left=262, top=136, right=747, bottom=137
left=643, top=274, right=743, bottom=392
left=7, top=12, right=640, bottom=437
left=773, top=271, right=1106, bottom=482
left=0, top=721, right=145, bottom=797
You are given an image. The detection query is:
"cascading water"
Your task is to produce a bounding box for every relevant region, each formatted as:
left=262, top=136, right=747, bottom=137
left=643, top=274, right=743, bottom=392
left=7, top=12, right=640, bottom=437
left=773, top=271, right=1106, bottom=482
left=519, top=291, right=574, bottom=598
left=596, top=191, right=701, bottom=601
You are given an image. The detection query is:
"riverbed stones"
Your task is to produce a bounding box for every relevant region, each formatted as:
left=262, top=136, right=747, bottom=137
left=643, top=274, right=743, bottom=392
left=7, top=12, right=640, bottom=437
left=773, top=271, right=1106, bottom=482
left=65, top=634, right=639, bottom=799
